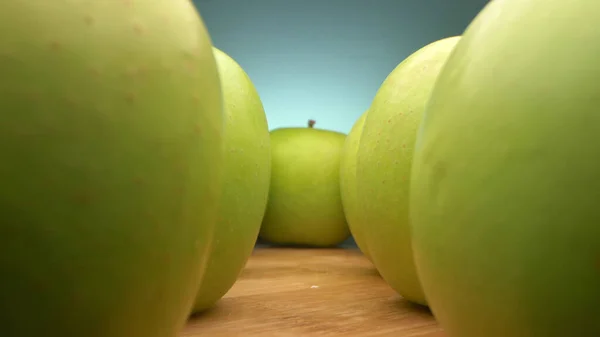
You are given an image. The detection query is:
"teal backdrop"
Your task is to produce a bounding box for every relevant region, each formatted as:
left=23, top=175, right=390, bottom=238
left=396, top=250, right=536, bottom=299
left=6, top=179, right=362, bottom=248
left=193, top=0, right=488, bottom=134
left=192, top=0, right=489, bottom=247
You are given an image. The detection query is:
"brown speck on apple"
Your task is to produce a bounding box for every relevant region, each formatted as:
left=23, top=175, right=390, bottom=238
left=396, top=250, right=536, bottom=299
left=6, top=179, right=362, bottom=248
left=49, top=41, right=62, bottom=51
left=185, top=60, right=196, bottom=72
left=27, top=91, right=40, bottom=102
left=138, top=65, right=148, bottom=77
left=84, top=15, right=94, bottom=26
left=124, top=66, right=140, bottom=78
left=72, top=191, right=93, bottom=205
left=65, top=96, right=78, bottom=107
left=89, top=67, right=101, bottom=78
left=133, top=22, right=145, bottom=35
left=125, top=92, right=137, bottom=104
left=308, top=119, right=316, bottom=128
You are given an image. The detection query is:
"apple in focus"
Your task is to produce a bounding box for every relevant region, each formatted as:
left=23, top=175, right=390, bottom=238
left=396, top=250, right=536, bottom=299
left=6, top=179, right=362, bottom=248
left=260, top=120, right=350, bottom=247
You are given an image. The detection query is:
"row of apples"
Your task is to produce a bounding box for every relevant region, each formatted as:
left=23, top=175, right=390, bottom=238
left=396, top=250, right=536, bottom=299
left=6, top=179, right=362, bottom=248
left=2, top=0, right=598, bottom=337
left=342, top=0, right=600, bottom=336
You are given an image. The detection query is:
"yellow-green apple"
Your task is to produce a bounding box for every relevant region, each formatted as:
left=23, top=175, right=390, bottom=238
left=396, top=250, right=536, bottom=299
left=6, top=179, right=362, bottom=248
left=410, top=1, right=600, bottom=336
left=192, top=47, right=271, bottom=313
left=356, top=36, right=460, bottom=306
left=260, top=120, right=350, bottom=247
left=339, top=110, right=373, bottom=260
left=0, top=2, right=224, bottom=337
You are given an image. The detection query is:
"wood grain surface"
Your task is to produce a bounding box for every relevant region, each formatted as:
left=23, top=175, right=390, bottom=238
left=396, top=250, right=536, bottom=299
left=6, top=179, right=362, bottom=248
left=183, top=248, right=446, bottom=337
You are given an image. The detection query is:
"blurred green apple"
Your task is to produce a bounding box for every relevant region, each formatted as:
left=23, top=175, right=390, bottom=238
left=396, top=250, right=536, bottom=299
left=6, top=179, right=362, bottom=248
left=192, top=47, right=271, bottom=314
left=339, top=110, right=372, bottom=260
left=260, top=120, right=350, bottom=247
left=0, top=2, right=224, bottom=337
left=356, top=36, right=460, bottom=306
left=410, top=1, right=600, bottom=336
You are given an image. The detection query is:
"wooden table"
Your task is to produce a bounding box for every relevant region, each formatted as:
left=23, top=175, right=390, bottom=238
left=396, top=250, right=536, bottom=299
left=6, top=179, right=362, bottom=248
left=182, top=248, right=445, bottom=337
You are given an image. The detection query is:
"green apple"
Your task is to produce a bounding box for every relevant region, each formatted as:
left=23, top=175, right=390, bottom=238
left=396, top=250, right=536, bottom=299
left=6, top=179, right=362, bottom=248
left=260, top=120, right=350, bottom=247
left=410, top=1, right=600, bottom=336
left=356, top=36, right=460, bottom=306
left=340, top=110, right=373, bottom=260
left=192, top=47, right=271, bottom=314
left=0, top=2, right=224, bottom=337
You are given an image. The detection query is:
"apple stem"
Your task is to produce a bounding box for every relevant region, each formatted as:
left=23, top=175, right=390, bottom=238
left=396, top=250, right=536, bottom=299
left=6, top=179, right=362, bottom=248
left=308, top=119, right=316, bottom=128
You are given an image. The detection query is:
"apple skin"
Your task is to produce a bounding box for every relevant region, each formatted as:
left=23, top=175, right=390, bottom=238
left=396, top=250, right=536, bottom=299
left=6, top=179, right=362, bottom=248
left=0, top=2, right=224, bottom=337
left=260, top=123, right=350, bottom=247
left=410, top=1, right=600, bottom=336
left=356, top=36, right=460, bottom=306
left=192, top=47, right=271, bottom=314
left=339, top=111, right=373, bottom=261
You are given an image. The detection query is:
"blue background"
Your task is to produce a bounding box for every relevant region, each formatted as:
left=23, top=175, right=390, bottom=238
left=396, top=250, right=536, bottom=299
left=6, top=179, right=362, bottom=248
left=193, top=0, right=488, bottom=134
left=192, top=0, right=489, bottom=247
